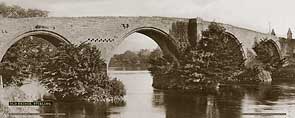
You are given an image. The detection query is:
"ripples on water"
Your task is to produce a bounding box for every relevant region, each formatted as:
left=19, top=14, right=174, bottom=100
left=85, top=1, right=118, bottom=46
left=2, top=71, right=295, bottom=118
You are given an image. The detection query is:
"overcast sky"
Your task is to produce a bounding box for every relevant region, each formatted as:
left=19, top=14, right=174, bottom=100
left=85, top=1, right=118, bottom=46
left=1, top=0, right=295, bottom=53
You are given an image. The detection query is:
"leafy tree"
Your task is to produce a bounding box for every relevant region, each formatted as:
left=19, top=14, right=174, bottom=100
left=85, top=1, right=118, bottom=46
left=0, top=3, right=48, bottom=18
left=148, top=55, right=176, bottom=88
left=0, top=37, right=55, bottom=86
left=253, top=39, right=285, bottom=72
left=109, top=48, right=162, bottom=70
left=177, top=22, right=245, bottom=84
left=40, top=43, right=125, bottom=102
left=149, top=48, right=163, bottom=60
left=149, top=22, right=246, bottom=89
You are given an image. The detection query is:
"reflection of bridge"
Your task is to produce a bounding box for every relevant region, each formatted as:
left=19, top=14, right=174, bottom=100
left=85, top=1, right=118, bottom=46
left=0, top=17, right=282, bottom=68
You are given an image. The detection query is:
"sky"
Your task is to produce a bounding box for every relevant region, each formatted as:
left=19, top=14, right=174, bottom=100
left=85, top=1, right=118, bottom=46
left=1, top=0, right=295, bottom=53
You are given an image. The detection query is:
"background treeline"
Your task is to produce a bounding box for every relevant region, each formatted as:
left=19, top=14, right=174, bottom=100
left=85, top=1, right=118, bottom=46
left=0, top=3, right=48, bottom=18
left=109, top=48, right=163, bottom=70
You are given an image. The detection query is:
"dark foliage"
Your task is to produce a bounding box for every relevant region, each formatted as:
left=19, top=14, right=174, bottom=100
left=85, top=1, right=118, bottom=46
left=0, top=3, right=48, bottom=18
left=253, top=38, right=285, bottom=72
left=149, top=22, right=246, bottom=90
left=0, top=37, right=55, bottom=86
left=40, top=43, right=125, bottom=102
left=180, top=22, right=245, bottom=82
left=110, top=48, right=163, bottom=70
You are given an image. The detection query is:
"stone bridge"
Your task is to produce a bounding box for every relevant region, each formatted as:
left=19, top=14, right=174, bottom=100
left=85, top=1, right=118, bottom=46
left=0, top=16, right=282, bottom=68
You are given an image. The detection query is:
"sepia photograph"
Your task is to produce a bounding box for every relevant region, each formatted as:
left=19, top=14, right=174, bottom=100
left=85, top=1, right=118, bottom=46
left=0, top=0, right=294, bottom=118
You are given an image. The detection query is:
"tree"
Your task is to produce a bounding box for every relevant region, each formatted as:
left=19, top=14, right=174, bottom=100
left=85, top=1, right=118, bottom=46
left=109, top=49, right=162, bottom=70
left=0, top=3, right=48, bottom=18
left=149, top=22, right=246, bottom=90
left=253, top=39, right=285, bottom=72
left=149, top=48, right=163, bottom=60
left=178, top=22, right=245, bottom=84
left=40, top=43, right=125, bottom=102
left=0, top=37, right=55, bottom=86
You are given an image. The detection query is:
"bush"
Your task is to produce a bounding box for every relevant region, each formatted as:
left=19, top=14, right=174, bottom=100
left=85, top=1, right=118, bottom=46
left=272, top=65, right=295, bottom=80
left=148, top=55, right=178, bottom=89
left=149, top=22, right=246, bottom=90
left=0, top=37, right=55, bottom=87
left=253, top=38, right=285, bottom=73
left=40, top=43, right=125, bottom=102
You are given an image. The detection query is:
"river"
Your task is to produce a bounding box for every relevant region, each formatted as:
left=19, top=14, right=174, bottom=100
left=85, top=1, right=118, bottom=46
left=4, top=71, right=295, bottom=118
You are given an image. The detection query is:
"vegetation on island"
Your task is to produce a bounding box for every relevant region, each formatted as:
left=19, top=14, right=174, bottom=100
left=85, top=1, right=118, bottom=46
left=0, top=37, right=55, bottom=87
left=237, top=39, right=286, bottom=82
left=40, top=43, right=125, bottom=102
left=253, top=39, right=285, bottom=72
left=149, top=22, right=285, bottom=91
left=0, top=39, right=126, bottom=103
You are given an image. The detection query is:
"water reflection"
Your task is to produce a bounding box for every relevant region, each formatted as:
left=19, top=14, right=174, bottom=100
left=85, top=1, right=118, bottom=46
left=36, top=71, right=295, bottom=118
left=152, top=86, right=244, bottom=118
left=41, top=101, right=117, bottom=118
left=152, top=82, right=292, bottom=118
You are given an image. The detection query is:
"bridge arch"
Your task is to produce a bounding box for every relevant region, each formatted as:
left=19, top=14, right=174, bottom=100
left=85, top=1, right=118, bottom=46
left=224, top=32, right=247, bottom=60
left=107, top=27, right=179, bottom=66
left=251, top=38, right=282, bottom=67
left=259, top=39, right=282, bottom=59
left=0, top=30, right=70, bottom=61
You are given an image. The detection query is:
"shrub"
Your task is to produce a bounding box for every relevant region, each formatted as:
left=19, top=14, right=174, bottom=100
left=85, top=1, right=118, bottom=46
left=40, top=43, right=125, bottom=102
left=149, top=22, right=246, bottom=90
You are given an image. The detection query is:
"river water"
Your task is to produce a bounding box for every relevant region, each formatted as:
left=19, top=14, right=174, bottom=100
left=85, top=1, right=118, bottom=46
left=4, top=71, right=295, bottom=118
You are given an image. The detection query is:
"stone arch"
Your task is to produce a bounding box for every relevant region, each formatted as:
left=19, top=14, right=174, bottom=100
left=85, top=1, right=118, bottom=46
left=107, top=27, right=179, bottom=66
left=224, top=32, right=247, bottom=60
left=252, top=38, right=282, bottom=66
left=263, top=39, right=282, bottom=59
left=0, top=30, right=70, bottom=61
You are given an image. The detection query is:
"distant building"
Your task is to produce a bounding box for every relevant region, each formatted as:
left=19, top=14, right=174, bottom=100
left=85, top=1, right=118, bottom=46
left=279, top=28, right=295, bottom=59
